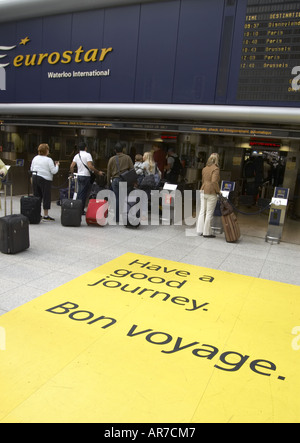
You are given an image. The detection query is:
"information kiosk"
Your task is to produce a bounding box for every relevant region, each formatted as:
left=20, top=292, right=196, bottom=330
left=265, top=187, right=289, bottom=244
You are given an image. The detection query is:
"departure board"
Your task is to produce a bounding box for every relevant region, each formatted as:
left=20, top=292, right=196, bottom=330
left=237, top=0, right=300, bottom=102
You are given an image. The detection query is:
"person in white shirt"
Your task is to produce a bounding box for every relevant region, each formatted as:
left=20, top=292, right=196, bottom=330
left=70, top=142, right=104, bottom=214
left=30, top=143, right=59, bottom=221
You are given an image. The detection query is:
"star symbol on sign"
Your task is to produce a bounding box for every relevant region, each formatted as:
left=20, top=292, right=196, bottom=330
left=20, top=37, right=30, bottom=45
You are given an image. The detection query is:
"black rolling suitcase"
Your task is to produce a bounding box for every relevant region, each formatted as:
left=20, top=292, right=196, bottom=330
left=61, top=175, right=82, bottom=227
left=20, top=172, right=41, bottom=224
left=0, top=182, right=30, bottom=254
left=0, top=214, right=30, bottom=254
left=122, top=195, right=141, bottom=228
left=20, top=196, right=41, bottom=224
left=61, top=200, right=82, bottom=227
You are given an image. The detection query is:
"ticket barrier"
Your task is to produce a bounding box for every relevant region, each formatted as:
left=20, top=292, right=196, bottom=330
left=160, top=183, right=179, bottom=225
left=265, top=187, right=289, bottom=244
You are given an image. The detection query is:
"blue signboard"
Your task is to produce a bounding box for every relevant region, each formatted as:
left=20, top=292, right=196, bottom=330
left=0, top=0, right=299, bottom=107
left=0, top=0, right=224, bottom=105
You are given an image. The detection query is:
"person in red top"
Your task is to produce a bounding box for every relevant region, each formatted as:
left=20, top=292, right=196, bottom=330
left=152, top=143, right=166, bottom=178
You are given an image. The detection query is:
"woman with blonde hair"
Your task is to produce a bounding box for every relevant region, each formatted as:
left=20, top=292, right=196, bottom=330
left=142, top=151, right=155, bottom=175
left=197, top=153, right=220, bottom=238
left=30, top=143, right=60, bottom=221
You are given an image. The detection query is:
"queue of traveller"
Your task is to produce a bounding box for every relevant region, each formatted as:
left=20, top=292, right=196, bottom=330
left=1, top=142, right=220, bottom=239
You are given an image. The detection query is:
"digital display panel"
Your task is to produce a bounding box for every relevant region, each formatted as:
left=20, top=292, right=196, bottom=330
left=0, top=0, right=300, bottom=107
left=237, top=0, right=300, bottom=102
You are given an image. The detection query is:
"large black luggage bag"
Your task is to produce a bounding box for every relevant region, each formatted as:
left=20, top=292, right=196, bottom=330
left=122, top=195, right=141, bottom=228
left=20, top=195, right=41, bottom=224
left=60, top=175, right=81, bottom=227
left=20, top=171, right=41, bottom=224
left=0, top=214, right=30, bottom=254
left=61, top=200, right=82, bottom=227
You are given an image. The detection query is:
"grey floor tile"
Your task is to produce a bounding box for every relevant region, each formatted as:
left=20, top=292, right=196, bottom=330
left=26, top=270, right=77, bottom=292
left=259, top=261, right=300, bottom=286
left=218, top=253, right=266, bottom=278
left=0, top=285, right=46, bottom=313
left=0, top=195, right=299, bottom=316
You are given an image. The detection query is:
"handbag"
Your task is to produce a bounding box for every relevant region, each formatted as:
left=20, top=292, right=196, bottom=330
left=219, top=194, right=233, bottom=216
left=120, top=168, right=138, bottom=184
left=140, top=174, right=156, bottom=189
left=79, top=153, right=96, bottom=184
left=115, top=155, right=138, bottom=185
left=140, top=165, right=161, bottom=189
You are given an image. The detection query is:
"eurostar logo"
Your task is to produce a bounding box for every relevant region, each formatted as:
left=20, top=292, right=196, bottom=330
left=20, top=37, right=30, bottom=46
left=0, top=36, right=112, bottom=91
left=0, top=37, right=30, bottom=90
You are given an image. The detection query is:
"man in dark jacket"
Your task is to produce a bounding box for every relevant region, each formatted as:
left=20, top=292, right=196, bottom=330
left=107, top=142, right=133, bottom=222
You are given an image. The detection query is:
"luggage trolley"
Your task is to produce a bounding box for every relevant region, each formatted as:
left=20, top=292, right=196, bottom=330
left=265, top=187, right=289, bottom=244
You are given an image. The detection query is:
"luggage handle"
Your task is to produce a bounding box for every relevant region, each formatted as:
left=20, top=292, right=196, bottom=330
left=4, top=181, right=13, bottom=216
left=28, top=170, right=38, bottom=196
left=68, top=173, right=78, bottom=200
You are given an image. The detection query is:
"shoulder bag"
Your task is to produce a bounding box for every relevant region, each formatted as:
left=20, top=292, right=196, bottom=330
left=79, top=153, right=96, bottom=184
left=115, top=155, right=138, bottom=185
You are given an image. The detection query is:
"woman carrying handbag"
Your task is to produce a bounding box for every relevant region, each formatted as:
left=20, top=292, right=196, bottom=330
left=197, top=153, right=221, bottom=238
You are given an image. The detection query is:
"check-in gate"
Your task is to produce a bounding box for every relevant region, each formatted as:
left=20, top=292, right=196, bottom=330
left=265, top=187, right=289, bottom=244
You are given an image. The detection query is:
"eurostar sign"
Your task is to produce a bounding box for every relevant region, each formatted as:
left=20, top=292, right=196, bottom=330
left=0, top=36, right=113, bottom=90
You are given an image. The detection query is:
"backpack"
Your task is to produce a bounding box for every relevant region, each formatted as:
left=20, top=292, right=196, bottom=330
left=170, top=156, right=183, bottom=176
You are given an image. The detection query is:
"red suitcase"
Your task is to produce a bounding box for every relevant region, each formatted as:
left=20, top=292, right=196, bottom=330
left=221, top=213, right=241, bottom=243
left=86, top=199, right=108, bottom=226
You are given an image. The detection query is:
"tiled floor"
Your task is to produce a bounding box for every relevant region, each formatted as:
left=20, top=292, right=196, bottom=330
left=0, top=196, right=300, bottom=316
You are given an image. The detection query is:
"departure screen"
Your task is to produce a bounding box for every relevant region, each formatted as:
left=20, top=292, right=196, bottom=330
left=237, top=0, right=300, bottom=102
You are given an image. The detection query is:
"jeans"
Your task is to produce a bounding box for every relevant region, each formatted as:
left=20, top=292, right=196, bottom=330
left=77, top=175, right=91, bottom=213
left=111, top=177, right=122, bottom=222
left=197, top=192, right=218, bottom=236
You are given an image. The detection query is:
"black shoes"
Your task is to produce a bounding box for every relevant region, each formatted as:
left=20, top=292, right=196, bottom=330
left=203, top=235, right=216, bottom=238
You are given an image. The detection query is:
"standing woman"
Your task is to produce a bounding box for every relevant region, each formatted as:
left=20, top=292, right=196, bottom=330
left=31, top=143, right=60, bottom=221
left=142, top=151, right=155, bottom=176
left=197, top=153, right=220, bottom=238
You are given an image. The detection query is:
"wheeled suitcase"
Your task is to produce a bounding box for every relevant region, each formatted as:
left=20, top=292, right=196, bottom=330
left=20, top=195, right=41, bottom=224
left=61, top=175, right=81, bottom=227
left=86, top=199, right=108, bottom=226
left=61, top=199, right=82, bottom=227
left=122, top=196, right=141, bottom=228
left=0, top=214, right=30, bottom=254
left=58, top=179, right=75, bottom=205
left=221, top=212, right=241, bottom=243
left=21, top=171, right=41, bottom=224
